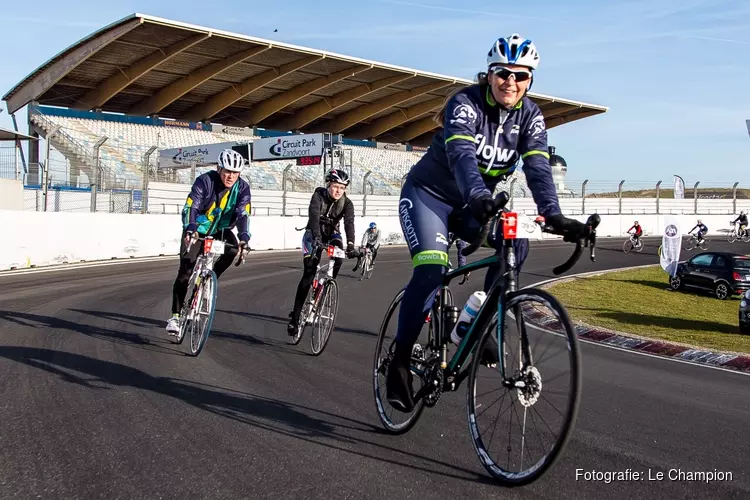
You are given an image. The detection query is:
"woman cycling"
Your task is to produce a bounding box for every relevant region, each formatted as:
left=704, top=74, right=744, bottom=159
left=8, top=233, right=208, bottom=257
left=387, top=34, right=588, bottom=412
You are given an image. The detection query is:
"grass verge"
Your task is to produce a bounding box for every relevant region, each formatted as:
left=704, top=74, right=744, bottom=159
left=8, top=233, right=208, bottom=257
left=546, top=265, right=750, bottom=355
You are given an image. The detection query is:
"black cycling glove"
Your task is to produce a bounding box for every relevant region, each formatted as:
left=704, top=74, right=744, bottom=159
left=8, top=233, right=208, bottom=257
left=346, top=242, right=356, bottom=259
left=469, top=195, right=496, bottom=224
left=545, top=214, right=588, bottom=242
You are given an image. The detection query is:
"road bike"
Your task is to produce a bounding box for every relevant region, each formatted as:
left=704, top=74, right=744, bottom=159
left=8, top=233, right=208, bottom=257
left=171, top=235, right=246, bottom=356
left=358, top=246, right=374, bottom=281
left=684, top=233, right=710, bottom=251
left=372, top=193, right=596, bottom=486
left=291, top=228, right=353, bottom=355
left=727, top=221, right=750, bottom=243
left=622, top=233, right=643, bottom=253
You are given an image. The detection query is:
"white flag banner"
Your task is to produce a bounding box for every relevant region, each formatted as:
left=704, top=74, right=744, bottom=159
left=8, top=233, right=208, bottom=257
left=660, top=215, right=682, bottom=277
left=673, top=175, right=685, bottom=200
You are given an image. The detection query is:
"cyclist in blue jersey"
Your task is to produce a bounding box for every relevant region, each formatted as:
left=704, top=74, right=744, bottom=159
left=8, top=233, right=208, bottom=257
left=689, top=219, right=708, bottom=245
left=387, top=34, right=588, bottom=412
left=166, top=149, right=251, bottom=334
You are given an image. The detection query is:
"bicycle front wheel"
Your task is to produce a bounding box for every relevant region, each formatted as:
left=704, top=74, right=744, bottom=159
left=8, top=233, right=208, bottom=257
left=189, top=270, right=218, bottom=357
left=311, top=280, right=338, bottom=355
left=467, top=287, right=581, bottom=486
left=728, top=231, right=737, bottom=243
left=622, top=240, right=632, bottom=253
left=364, top=254, right=374, bottom=280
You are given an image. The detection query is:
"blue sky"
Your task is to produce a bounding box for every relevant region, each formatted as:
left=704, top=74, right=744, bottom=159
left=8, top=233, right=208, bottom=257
left=2, top=0, right=749, bottom=186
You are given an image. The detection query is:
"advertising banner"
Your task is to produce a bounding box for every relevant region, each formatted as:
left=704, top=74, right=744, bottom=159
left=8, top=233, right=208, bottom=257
left=251, top=133, right=323, bottom=161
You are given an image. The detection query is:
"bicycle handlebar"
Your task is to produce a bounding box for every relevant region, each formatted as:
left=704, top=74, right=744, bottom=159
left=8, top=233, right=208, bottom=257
left=461, top=191, right=596, bottom=276
left=184, top=235, right=247, bottom=266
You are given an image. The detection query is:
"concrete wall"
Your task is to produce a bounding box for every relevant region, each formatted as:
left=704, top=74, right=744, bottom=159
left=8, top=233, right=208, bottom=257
left=1, top=210, right=742, bottom=271
left=0, top=179, right=23, bottom=210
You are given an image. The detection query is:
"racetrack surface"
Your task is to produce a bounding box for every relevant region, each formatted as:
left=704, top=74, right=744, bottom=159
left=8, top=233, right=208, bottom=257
left=1, top=237, right=749, bottom=499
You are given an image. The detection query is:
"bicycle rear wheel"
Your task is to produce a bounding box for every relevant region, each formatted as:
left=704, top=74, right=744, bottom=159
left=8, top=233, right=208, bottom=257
left=372, top=288, right=428, bottom=434
left=467, top=287, right=581, bottom=486
left=188, top=270, right=218, bottom=357
left=292, top=283, right=317, bottom=345
left=311, top=280, right=339, bottom=355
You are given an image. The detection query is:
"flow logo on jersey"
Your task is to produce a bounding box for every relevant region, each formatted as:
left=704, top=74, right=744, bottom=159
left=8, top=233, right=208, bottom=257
left=435, top=232, right=449, bottom=246
left=475, top=133, right=517, bottom=166
left=450, top=104, right=477, bottom=125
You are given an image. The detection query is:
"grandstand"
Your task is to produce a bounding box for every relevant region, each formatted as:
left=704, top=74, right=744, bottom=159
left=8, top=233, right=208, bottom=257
left=3, top=13, right=608, bottom=212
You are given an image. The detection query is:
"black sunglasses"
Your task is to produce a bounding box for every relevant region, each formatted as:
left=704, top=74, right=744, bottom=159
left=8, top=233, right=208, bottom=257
left=490, top=66, right=532, bottom=82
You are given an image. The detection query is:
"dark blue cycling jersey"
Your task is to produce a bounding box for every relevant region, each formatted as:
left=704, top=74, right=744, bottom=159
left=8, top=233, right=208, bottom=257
left=408, top=84, right=561, bottom=218
left=690, top=223, right=708, bottom=234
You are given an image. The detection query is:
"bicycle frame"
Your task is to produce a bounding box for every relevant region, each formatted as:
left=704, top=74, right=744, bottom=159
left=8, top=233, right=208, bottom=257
left=309, top=244, right=346, bottom=308
left=423, top=232, right=523, bottom=392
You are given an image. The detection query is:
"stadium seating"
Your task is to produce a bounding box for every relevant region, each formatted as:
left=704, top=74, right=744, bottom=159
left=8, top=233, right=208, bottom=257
left=29, top=106, right=532, bottom=197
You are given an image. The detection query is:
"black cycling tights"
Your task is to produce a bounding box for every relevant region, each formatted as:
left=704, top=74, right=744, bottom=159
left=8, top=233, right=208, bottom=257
left=171, top=229, right=239, bottom=314
left=291, top=239, right=344, bottom=321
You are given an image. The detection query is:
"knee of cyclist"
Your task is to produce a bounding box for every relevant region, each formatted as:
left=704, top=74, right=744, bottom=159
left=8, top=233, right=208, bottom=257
left=410, top=263, right=445, bottom=287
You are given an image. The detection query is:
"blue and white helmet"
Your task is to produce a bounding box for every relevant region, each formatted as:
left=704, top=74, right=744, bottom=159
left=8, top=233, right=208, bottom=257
left=217, top=149, right=246, bottom=172
left=487, top=34, right=540, bottom=70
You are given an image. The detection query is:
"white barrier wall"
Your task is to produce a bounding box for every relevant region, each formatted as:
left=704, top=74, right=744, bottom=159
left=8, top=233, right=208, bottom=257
left=0, top=179, right=23, bottom=210
left=0, top=210, right=743, bottom=270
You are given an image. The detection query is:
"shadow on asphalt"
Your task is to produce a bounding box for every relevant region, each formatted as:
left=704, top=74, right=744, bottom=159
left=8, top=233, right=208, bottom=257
left=216, top=309, right=376, bottom=338
left=0, top=346, right=495, bottom=484
left=0, top=309, right=185, bottom=356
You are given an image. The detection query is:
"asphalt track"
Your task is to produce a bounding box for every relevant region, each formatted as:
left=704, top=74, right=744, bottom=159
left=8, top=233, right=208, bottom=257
left=1, top=236, right=749, bottom=499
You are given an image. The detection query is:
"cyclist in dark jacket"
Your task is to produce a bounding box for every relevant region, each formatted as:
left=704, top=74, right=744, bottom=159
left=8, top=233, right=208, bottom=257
left=287, top=168, right=358, bottom=334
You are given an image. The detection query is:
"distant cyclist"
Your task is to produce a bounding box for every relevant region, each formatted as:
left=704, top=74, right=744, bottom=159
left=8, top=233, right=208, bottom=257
left=353, top=222, right=381, bottom=272
left=689, top=219, right=708, bottom=244
left=385, top=33, right=589, bottom=412
left=732, top=211, right=748, bottom=237
left=449, top=232, right=470, bottom=284
left=584, top=214, right=600, bottom=262
left=287, top=168, right=358, bottom=335
left=166, top=149, right=250, bottom=335
left=626, top=220, right=643, bottom=245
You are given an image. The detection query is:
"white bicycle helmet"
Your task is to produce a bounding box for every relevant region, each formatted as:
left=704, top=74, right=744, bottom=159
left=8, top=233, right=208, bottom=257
left=217, top=149, right=246, bottom=172
left=487, top=34, right=540, bottom=70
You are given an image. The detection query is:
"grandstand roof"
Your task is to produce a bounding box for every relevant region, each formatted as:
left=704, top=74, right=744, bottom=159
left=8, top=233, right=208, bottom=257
left=3, top=13, right=608, bottom=147
left=0, top=126, right=37, bottom=141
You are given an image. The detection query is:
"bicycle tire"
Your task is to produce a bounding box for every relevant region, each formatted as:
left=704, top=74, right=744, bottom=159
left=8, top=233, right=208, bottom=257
left=728, top=231, right=737, bottom=243
left=635, top=240, right=643, bottom=253
left=291, top=286, right=313, bottom=346
left=372, top=288, right=427, bottom=434
left=742, top=231, right=750, bottom=243
left=174, top=265, right=201, bottom=345
left=622, top=240, right=632, bottom=253
left=364, top=253, right=374, bottom=280
left=466, top=287, right=582, bottom=486
left=189, top=270, right=218, bottom=357
left=311, top=280, right=338, bottom=356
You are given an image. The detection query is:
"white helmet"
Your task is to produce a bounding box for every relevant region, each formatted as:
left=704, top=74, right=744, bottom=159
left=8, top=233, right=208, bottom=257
left=487, top=34, right=540, bottom=70
left=218, top=149, right=246, bottom=172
